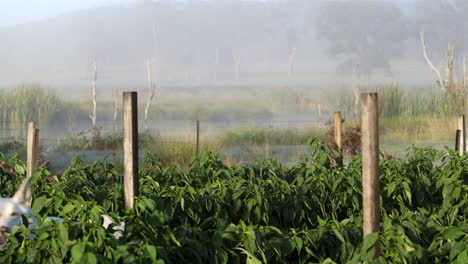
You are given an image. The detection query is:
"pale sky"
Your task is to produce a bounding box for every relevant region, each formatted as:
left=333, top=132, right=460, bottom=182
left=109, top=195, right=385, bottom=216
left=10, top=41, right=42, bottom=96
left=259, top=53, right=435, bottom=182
left=0, top=0, right=136, bottom=27
left=0, top=0, right=413, bottom=28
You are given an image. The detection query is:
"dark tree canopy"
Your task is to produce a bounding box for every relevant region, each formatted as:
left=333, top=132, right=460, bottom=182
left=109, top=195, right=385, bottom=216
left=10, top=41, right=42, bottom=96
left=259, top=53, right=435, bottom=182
left=316, top=0, right=409, bottom=74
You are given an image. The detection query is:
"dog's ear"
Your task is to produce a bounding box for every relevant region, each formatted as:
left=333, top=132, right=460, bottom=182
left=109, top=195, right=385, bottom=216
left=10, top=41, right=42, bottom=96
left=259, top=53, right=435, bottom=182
left=13, top=178, right=32, bottom=207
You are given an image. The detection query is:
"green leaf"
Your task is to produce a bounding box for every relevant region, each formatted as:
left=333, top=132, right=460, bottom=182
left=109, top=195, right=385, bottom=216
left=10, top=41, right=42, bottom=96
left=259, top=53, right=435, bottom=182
left=38, top=232, right=50, bottom=240
left=14, top=164, right=25, bottom=175
left=454, top=248, right=468, bottom=264
left=61, top=204, right=76, bottom=216
left=180, top=197, right=185, bottom=211
left=332, top=226, right=346, bottom=243
left=243, top=230, right=257, bottom=252
left=387, top=182, right=396, bottom=195
left=294, top=236, right=303, bottom=252
left=32, top=196, right=47, bottom=213
left=71, top=243, right=86, bottom=263
left=84, top=251, right=97, bottom=264
left=26, top=248, right=38, bottom=263
left=450, top=242, right=465, bottom=261
left=236, top=247, right=262, bottom=264
left=145, top=245, right=158, bottom=262
left=443, top=227, right=466, bottom=240
left=362, top=233, right=379, bottom=253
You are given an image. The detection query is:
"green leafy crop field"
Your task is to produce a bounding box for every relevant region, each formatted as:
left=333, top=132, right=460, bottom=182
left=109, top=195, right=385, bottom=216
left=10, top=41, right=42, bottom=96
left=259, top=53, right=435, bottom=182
left=0, top=139, right=466, bottom=263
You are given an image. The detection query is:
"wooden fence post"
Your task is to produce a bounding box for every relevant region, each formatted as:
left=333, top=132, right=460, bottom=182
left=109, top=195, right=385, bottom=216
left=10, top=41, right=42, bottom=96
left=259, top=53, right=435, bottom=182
left=123, top=92, right=139, bottom=210
left=458, top=115, right=466, bottom=155
left=361, top=93, right=380, bottom=257
left=26, top=122, right=38, bottom=179
left=33, top=128, right=40, bottom=166
left=455, top=129, right=461, bottom=151
left=196, top=120, right=200, bottom=155
left=334, top=111, right=343, bottom=165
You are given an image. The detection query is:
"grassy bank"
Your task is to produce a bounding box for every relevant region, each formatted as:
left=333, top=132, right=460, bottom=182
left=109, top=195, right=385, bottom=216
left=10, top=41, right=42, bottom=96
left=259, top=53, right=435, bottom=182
left=0, top=85, right=86, bottom=128
left=380, top=115, right=459, bottom=143
left=0, top=113, right=456, bottom=168
left=217, top=127, right=325, bottom=146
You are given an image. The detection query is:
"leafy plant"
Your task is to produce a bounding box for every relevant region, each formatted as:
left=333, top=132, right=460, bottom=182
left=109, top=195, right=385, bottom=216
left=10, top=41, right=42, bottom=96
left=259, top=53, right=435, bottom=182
left=0, top=141, right=466, bottom=263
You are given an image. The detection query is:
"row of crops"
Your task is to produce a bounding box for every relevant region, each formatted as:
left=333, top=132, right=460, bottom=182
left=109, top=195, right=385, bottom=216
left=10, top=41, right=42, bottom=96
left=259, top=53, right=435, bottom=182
left=0, top=138, right=466, bottom=263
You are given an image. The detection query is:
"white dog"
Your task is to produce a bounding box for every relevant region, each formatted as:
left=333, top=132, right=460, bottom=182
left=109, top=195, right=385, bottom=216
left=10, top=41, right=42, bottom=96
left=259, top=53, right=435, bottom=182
left=0, top=179, right=124, bottom=246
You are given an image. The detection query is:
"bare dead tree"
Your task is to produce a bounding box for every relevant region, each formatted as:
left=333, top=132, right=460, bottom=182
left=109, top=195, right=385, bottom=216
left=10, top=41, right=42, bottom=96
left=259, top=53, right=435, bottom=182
left=420, top=31, right=445, bottom=92
left=287, top=45, right=297, bottom=78
left=463, top=57, right=467, bottom=91
left=144, top=60, right=156, bottom=128
left=419, top=31, right=459, bottom=92
left=142, top=22, right=159, bottom=129
left=232, top=51, right=241, bottom=81
left=90, top=56, right=97, bottom=129
left=113, top=88, right=119, bottom=132
left=446, top=43, right=455, bottom=88
left=352, top=64, right=361, bottom=117
left=152, top=23, right=158, bottom=62
left=214, top=47, right=219, bottom=83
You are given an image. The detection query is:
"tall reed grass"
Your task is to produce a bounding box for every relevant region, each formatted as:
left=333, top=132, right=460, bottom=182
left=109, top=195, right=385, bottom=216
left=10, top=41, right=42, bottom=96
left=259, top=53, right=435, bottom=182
left=0, top=85, right=83, bottom=128
left=217, top=127, right=324, bottom=146
left=54, top=130, right=221, bottom=167
left=328, top=83, right=466, bottom=120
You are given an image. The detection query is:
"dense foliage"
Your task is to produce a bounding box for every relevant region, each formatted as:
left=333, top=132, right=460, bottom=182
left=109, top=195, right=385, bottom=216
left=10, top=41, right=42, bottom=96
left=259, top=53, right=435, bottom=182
left=0, top=138, right=466, bottom=263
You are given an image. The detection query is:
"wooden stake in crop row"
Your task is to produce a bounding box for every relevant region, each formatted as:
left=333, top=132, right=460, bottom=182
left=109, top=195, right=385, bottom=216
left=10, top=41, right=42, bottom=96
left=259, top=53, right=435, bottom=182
left=361, top=93, right=380, bottom=258
left=123, top=92, right=139, bottom=210
left=458, top=115, right=466, bottom=156
left=334, top=111, right=343, bottom=166
left=26, top=122, right=39, bottom=179
left=196, top=120, right=200, bottom=156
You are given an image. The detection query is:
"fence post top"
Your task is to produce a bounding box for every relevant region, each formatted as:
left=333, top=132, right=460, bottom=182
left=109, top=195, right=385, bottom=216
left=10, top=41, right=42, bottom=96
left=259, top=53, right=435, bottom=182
left=360, top=93, right=378, bottom=102
left=360, top=92, right=378, bottom=96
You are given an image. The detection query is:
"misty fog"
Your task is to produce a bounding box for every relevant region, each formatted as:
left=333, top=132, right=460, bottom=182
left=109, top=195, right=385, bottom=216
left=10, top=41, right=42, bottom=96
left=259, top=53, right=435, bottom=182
left=1, top=0, right=466, bottom=95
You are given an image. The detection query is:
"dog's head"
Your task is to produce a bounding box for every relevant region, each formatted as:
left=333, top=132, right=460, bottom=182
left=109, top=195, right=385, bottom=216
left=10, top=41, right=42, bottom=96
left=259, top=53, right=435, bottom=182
left=0, top=179, right=32, bottom=239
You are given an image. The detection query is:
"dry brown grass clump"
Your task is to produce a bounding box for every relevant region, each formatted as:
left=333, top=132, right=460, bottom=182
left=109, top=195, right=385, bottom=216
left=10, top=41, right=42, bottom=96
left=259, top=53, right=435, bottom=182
left=324, top=119, right=361, bottom=160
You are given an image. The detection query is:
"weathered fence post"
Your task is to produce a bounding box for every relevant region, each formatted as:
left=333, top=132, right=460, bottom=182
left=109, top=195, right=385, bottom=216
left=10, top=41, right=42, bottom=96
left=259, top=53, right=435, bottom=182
left=455, top=129, right=461, bottom=151
left=33, top=128, right=40, bottom=167
left=26, top=122, right=39, bottom=179
left=361, top=93, right=380, bottom=257
left=458, top=115, right=466, bottom=155
left=196, top=120, right=200, bottom=155
left=334, top=111, right=343, bottom=165
left=334, top=112, right=342, bottom=151
left=123, top=92, right=139, bottom=210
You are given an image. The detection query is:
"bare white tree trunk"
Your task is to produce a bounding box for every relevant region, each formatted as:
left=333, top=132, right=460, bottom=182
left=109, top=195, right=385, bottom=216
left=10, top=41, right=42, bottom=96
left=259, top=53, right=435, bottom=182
left=287, top=45, right=297, bottom=78
left=352, top=65, right=361, bottom=117
left=143, top=22, right=159, bottom=129
left=419, top=31, right=445, bottom=92
left=214, top=47, right=219, bottom=83
left=90, top=56, right=97, bottom=129
left=463, top=57, right=467, bottom=91
left=144, top=60, right=156, bottom=128
left=152, top=24, right=158, bottom=60
left=232, top=51, right=240, bottom=81
left=113, top=88, right=119, bottom=132
left=446, top=43, right=455, bottom=88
